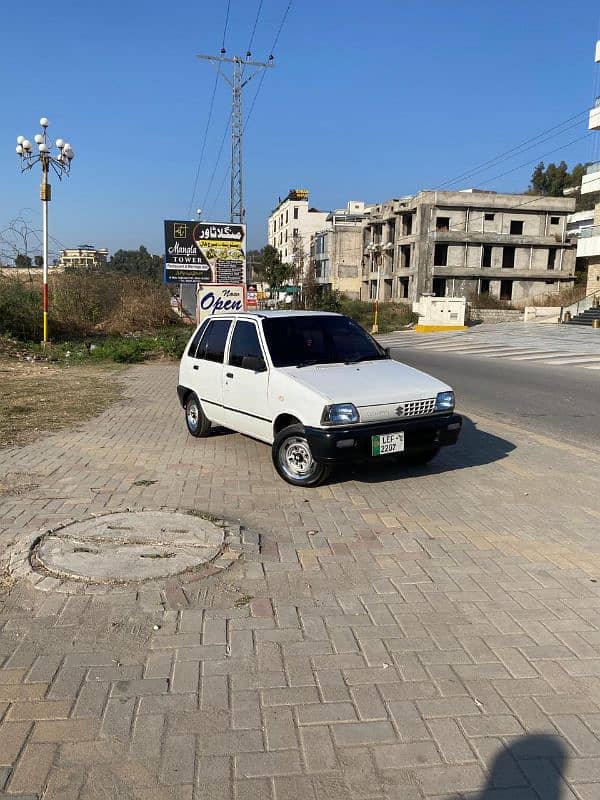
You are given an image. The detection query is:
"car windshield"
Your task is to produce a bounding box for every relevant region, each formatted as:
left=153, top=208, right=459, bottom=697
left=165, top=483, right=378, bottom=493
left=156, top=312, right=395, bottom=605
left=262, top=314, right=388, bottom=368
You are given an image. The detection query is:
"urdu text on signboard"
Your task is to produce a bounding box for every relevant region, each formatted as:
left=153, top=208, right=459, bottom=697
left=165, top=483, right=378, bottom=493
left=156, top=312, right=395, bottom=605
left=164, top=220, right=246, bottom=284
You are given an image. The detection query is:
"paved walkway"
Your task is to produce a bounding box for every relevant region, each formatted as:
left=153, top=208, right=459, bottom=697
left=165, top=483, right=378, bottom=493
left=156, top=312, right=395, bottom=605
left=0, top=364, right=600, bottom=799
left=378, top=323, right=600, bottom=370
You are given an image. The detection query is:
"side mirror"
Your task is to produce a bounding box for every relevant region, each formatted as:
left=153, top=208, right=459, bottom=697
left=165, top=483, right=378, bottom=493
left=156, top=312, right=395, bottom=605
left=384, top=347, right=391, bottom=357
left=241, top=355, right=267, bottom=372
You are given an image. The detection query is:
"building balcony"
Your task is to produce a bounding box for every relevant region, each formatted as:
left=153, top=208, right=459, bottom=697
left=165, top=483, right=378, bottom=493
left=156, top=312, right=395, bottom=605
left=432, top=266, right=575, bottom=280
left=589, top=101, right=600, bottom=131
left=581, top=162, right=600, bottom=195
left=577, top=227, right=600, bottom=258
left=432, top=230, right=567, bottom=246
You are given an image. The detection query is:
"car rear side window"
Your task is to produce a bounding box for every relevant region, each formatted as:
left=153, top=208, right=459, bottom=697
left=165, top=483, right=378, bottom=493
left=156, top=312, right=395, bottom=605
left=187, top=320, right=209, bottom=358
left=197, top=319, right=231, bottom=363
left=229, top=321, right=263, bottom=368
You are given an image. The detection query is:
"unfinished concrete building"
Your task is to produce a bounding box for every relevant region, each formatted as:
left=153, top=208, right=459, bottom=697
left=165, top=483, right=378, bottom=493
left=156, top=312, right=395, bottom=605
left=361, top=190, right=576, bottom=305
left=311, top=201, right=371, bottom=299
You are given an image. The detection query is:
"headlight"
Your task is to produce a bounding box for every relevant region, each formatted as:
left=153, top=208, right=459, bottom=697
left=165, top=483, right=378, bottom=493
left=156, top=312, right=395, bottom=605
left=321, top=403, right=360, bottom=425
left=435, top=391, right=455, bottom=412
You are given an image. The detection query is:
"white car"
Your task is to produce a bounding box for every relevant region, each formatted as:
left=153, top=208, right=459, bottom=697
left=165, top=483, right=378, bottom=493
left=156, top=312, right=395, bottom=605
left=177, top=311, right=462, bottom=487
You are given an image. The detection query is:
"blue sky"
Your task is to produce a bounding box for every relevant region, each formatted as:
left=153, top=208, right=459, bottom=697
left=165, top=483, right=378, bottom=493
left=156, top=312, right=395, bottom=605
left=1, top=0, right=599, bottom=257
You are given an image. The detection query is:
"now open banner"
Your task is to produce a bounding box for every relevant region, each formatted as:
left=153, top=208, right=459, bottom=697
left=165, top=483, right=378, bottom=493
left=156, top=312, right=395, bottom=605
left=196, top=284, right=246, bottom=323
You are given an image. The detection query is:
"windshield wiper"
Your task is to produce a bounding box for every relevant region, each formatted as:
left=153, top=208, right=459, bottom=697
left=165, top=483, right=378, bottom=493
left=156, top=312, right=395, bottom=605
left=344, top=354, right=387, bottom=364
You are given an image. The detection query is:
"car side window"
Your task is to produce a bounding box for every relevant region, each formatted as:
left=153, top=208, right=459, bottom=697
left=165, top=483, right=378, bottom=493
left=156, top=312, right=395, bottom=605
left=187, top=320, right=209, bottom=358
left=197, top=319, right=231, bottom=363
left=229, top=321, right=264, bottom=368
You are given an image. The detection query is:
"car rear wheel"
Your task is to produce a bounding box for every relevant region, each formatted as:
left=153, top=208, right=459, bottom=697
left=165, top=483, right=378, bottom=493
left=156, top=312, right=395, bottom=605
left=272, top=424, right=331, bottom=487
left=185, top=394, right=211, bottom=438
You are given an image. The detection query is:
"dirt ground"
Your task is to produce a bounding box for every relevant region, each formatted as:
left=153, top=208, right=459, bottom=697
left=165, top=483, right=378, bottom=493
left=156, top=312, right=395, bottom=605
left=0, top=358, right=123, bottom=451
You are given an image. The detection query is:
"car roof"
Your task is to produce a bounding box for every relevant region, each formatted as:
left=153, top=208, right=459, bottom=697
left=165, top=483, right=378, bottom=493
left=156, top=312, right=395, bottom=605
left=205, top=310, right=343, bottom=320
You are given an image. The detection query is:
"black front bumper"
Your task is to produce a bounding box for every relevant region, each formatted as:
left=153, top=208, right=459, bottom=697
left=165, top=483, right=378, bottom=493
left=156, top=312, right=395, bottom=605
left=305, top=413, right=462, bottom=464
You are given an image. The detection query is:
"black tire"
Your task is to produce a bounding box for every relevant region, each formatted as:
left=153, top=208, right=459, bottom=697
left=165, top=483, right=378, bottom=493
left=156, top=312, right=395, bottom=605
left=400, top=447, right=440, bottom=466
left=185, top=394, right=212, bottom=438
left=272, top=424, right=331, bottom=487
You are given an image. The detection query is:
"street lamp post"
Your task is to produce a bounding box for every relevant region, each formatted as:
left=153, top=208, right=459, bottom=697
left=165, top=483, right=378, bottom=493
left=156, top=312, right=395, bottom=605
left=15, top=118, right=74, bottom=346
left=367, top=242, right=384, bottom=333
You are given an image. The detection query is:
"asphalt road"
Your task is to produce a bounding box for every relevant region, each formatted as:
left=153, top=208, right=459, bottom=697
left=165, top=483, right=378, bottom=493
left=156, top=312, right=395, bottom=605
left=390, top=345, right=600, bottom=453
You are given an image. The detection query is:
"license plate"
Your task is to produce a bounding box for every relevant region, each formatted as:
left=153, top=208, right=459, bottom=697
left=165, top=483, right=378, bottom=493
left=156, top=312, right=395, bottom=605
left=372, top=432, right=404, bottom=456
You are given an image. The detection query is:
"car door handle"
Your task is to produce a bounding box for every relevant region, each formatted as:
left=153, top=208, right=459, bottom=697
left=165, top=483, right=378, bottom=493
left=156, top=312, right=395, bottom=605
left=226, top=372, right=234, bottom=378
left=193, top=365, right=199, bottom=370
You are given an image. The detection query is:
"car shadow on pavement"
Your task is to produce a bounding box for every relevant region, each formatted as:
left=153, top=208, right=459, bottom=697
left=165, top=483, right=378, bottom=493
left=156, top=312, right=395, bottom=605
left=334, top=416, right=516, bottom=485
left=456, top=734, right=568, bottom=800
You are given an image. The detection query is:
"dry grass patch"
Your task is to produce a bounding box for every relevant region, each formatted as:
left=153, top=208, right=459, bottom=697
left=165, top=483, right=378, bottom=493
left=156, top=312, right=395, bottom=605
left=0, top=359, right=123, bottom=449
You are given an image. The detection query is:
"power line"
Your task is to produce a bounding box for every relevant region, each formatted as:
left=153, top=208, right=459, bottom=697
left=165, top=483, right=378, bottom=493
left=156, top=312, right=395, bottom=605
left=187, top=71, right=220, bottom=218
left=467, top=132, right=593, bottom=194
left=246, top=0, right=264, bottom=58
left=221, top=0, right=231, bottom=50
left=438, top=109, right=589, bottom=190
left=200, top=114, right=232, bottom=214
left=186, top=1, right=232, bottom=217
left=245, top=0, right=293, bottom=129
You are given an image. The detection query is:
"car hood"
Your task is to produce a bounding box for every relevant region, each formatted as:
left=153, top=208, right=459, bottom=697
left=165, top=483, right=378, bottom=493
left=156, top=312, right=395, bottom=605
left=279, top=359, right=451, bottom=405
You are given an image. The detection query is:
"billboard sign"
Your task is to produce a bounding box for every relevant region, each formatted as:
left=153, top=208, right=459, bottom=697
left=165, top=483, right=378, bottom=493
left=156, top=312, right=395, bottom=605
left=196, top=284, right=245, bottom=324
left=164, top=220, right=246, bottom=284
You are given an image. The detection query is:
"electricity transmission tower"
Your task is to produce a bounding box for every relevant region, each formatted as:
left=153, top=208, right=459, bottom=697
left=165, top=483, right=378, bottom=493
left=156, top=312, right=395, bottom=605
left=197, top=53, right=273, bottom=224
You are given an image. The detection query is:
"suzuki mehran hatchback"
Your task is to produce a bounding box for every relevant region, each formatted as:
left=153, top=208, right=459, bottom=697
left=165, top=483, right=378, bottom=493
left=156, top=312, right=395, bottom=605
left=177, top=311, right=462, bottom=486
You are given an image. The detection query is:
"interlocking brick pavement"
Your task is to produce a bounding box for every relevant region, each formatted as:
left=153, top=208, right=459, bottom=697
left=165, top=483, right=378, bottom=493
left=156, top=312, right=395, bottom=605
left=0, top=363, right=600, bottom=798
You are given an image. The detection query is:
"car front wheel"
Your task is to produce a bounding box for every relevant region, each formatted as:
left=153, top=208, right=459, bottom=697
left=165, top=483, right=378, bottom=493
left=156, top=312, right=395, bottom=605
left=185, top=394, right=211, bottom=438
left=272, top=424, right=331, bottom=487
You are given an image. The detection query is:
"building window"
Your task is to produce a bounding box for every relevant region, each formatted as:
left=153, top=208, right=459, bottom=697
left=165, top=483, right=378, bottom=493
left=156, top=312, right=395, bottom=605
left=502, top=246, right=515, bottom=268
left=480, top=278, right=490, bottom=294
left=293, top=207, right=299, bottom=220
left=293, top=228, right=298, bottom=237
left=432, top=278, right=446, bottom=297
left=402, top=214, right=413, bottom=235
left=400, top=245, right=411, bottom=270
left=550, top=216, right=560, bottom=225
left=545, top=279, right=556, bottom=285
left=482, top=245, right=492, bottom=268
left=484, top=212, right=494, bottom=222
left=273, top=219, right=277, bottom=233
left=280, top=214, right=283, bottom=226
left=500, top=279, right=513, bottom=300
left=510, top=220, right=524, bottom=235
left=285, top=210, right=288, bottom=224
left=285, top=230, right=288, bottom=242
left=436, top=217, right=450, bottom=232
left=398, top=277, right=409, bottom=298
left=434, top=243, right=448, bottom=266
left=547, top=249, right=556, bottom=270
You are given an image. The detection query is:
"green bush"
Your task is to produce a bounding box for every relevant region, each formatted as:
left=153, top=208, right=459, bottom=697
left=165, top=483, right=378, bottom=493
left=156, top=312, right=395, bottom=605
left=314, top=296, right=417, bottom=333
left=0, top=275, right=43, bottom=340
left=466, top=292, right=515, bottom=310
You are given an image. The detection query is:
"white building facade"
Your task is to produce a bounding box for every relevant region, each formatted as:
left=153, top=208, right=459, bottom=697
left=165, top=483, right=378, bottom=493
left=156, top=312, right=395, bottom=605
left=267, top=190, right=328, bottom=270
left=577, top=40, right=600, bottom=296
left=311, top=201, right=371, bottom=299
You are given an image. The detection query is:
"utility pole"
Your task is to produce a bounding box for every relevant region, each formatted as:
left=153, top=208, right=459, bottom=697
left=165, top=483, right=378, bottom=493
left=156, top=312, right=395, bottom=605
left=197, top=53, right=273, bottom=224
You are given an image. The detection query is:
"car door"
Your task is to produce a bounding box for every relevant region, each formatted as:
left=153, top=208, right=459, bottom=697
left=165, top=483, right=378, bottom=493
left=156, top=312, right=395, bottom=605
left=192, top=317, right=232, bottom=425
left=222, top=319, right=271, bottom=441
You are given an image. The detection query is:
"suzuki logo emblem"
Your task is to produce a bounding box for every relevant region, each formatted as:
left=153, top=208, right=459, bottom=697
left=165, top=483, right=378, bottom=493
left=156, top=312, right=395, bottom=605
left=395, top=405, right=404, bottom=417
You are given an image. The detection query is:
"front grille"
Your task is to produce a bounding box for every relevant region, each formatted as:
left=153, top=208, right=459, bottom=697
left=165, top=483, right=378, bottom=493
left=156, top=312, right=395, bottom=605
left=358, top=397, right=437, bottom=423
left=399, top=398, right=436, bottom=418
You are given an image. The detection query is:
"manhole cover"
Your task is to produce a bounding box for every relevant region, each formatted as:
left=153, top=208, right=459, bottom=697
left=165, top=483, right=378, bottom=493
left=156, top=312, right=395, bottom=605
left=30, top=510, right=224, bottom=584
